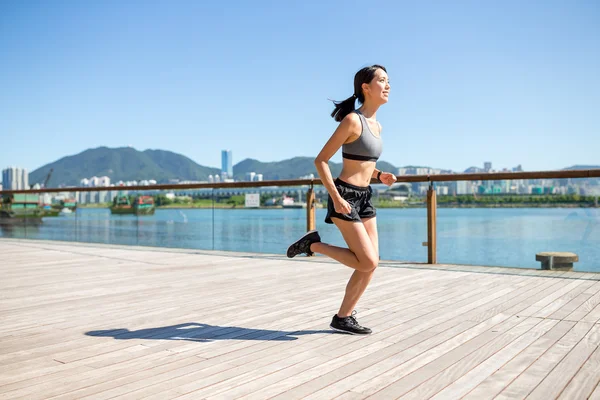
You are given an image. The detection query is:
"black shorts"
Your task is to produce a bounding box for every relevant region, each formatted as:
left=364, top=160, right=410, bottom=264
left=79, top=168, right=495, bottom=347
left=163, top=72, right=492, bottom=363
left=325, top=178, right=376, bottom=224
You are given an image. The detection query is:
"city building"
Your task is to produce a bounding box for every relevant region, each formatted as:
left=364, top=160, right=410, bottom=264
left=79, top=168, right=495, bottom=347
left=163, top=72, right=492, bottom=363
left=98, top=176, right=111, bottom=187
left=244, top=172, right=264, bottom=182
left=397, top=167, right=441, bottom=176
left=77, top=176, right=113, bottom=204
left=221, top=150, right=233, bottom=177
left=2, top=166, right=29, bottom=190
left=456, top=181, right=472, bottom=195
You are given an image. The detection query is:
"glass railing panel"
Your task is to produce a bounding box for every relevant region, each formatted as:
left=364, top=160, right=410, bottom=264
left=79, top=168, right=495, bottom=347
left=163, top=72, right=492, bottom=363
left=134, top=188, right=214, bottom=250
left=434, top=178, right=600, bottom=272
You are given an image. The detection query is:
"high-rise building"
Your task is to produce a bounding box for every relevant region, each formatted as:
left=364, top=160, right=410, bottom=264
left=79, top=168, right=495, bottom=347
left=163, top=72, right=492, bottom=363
left=98, top=176, right=111, bottom=187
left=2, top=167, right=28, bottom=190
left=398, top=167, right=441, bottom=176
left=456, top=181, right=472, bottom=195
left=484, top=162, right=492, bottom=172
left=221, top=150, right=233, bottom=177
left=1, top=168, right=9, bottom=189
left=19, top=168, right=29, bottom=189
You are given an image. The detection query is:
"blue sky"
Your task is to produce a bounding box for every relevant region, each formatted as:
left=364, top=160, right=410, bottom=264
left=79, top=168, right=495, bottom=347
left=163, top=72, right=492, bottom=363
left=1, top=0, right=599, bottom=174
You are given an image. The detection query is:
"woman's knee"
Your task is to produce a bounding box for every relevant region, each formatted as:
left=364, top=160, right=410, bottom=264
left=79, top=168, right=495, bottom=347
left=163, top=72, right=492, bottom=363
left=357, top=254, right=378, bottom=272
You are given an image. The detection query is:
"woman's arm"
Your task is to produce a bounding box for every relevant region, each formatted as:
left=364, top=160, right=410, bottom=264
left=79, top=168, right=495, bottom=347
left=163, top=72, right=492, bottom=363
left=314, top=113, right=361, bottom=201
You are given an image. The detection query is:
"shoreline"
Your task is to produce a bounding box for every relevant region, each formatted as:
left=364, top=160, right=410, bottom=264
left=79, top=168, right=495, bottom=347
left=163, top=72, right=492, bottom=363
left=378, top=203, right=598, bottom=209
left=77, top=203, right=599, bottom=210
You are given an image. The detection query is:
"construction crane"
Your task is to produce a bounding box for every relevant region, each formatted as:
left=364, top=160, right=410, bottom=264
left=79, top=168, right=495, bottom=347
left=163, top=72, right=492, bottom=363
left=42, top=168, right=53, bottom=188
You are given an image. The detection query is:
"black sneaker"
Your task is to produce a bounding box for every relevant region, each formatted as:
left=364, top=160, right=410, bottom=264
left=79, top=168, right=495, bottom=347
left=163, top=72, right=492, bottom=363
left=330, top=311, right=372, bottom=335
left=286, top=230, right=321, bottom=258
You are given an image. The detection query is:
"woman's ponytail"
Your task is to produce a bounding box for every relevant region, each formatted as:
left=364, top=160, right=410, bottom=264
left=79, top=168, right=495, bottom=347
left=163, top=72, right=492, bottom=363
left=330, top=94, right=357, bottom=122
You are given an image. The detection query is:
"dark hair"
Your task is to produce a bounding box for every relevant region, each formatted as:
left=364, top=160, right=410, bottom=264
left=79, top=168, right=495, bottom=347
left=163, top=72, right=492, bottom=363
left=330, top=64, right=387, bottom=122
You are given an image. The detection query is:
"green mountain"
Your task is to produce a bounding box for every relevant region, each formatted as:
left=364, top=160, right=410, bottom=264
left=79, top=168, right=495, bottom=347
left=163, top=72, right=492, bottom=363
left=233, top=157, right=397, bottom=180
left=563, top=165, right=600, bottom=170
left=28, top=147, right=400, bottom=187
left=29, top=147, right=221, bottom=187
left=26, top=146, right=599, bottom=188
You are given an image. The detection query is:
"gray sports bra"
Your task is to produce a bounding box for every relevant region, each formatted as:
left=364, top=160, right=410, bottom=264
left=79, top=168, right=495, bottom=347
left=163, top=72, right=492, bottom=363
left=342, top=110, right=383, bottom=162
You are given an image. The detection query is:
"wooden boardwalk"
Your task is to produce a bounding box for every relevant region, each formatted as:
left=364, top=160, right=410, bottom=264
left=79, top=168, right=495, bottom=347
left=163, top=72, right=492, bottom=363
left=1, top=238, right=600, bottom=400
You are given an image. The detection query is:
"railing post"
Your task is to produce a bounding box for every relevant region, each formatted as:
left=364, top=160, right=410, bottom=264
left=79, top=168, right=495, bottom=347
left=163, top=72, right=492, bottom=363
left=306, top=185, right=316, bottom=233
left=427, top=181, right=437, bottom=264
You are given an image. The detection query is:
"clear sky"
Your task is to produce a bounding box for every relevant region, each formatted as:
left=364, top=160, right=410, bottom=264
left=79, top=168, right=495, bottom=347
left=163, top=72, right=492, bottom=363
left=1, top=0, right=599, bottom=173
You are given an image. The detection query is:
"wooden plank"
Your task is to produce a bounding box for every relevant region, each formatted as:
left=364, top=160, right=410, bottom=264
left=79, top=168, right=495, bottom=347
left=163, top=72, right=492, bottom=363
left=548, top=281, right=600, bottom=320
left=517, top=279, right=586, bottom=318
left=590, top=382, right=600, bottom=400
left=527, top=324, right=600, bottom=400
left=462, top=320, right=575, bottom=400
left=333, top=392, right=366, bottom=400
left=558, top=345, right=600, bottom=400
left=251, top=275, right=560, bottom=399
left=344, top=276, right=568, bottom=394
left=282, top=279, right=560, bottom=399
left=582, top=302, right=600, bottom=324
left=175, top=342, right=392, bottom=400
left=224, top=321, right=479, bottom=400
left=74, top=325, right=361, bottom=400
left=423, top=319, right=559, bottom=399
left=4, top=315, right=334, bottom=399
left=534, top=279, right=596, bottom=319
left=360, top=316, right=541, bottom=399
left=495, top=321, right=595, bottom=399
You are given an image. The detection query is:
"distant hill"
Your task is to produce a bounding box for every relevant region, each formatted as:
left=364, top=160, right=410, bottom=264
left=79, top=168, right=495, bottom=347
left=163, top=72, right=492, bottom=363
left=31, top=146, right=596, bottom=189
left=29, top=147, right=221, bottom=187
left=28, top=148, right=400, bottom=187
left=464, top=166, right=484, bottom=173
left=563, top=165, right=600, bottom=170
left=233, top=157, right=397, bottom=180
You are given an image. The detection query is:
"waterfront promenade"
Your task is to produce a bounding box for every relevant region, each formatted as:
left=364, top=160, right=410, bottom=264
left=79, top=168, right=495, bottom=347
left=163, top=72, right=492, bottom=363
left=2, top=238, right=600, bottom=399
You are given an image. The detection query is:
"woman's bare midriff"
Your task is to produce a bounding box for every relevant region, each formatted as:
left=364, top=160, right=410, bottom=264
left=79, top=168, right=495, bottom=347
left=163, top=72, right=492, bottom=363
left=338, top=159, right=377, bottom=187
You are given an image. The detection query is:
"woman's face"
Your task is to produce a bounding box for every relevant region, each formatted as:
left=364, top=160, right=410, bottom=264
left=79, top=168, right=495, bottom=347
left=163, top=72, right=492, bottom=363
left=363, top=68, right=390, bottom=104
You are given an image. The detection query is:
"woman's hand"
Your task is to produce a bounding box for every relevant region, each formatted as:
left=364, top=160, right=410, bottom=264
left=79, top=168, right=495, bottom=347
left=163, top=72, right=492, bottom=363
left=333, top=197, right=352, bottom=215
left=379, top=172, right=397, bottom=186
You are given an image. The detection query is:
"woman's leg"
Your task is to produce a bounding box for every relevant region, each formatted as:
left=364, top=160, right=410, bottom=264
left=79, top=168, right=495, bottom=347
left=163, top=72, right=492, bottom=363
left=336, top=216, right=379, bottom=317
left=309, top=218, right=378, bottom=273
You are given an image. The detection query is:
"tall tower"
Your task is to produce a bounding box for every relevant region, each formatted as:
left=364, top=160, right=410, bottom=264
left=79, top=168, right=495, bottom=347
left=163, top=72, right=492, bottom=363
left=21, top=168, right=29, bottom=189
left=221, top=150, right=233, bottom=177
left=1, top=167, right=22, bottom=190
left=1, top=168, right=8, bottom=189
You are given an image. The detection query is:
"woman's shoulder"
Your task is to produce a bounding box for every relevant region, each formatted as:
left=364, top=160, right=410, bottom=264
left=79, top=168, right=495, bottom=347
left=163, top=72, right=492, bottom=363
left=335, top=111, right=362, bottom=139
left=340, top=110, right=361, bottom=127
